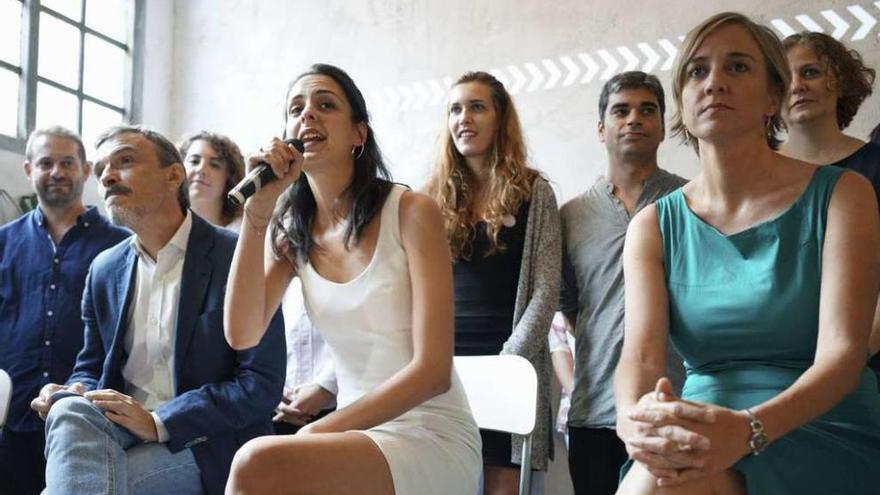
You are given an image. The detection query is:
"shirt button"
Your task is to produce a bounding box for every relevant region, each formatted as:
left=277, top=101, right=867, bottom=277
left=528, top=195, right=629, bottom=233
left=53, top=257, right=60, bottom=264
left=42, top=372, right=49, bottom=378
left=84, top=222, right=90, bottom=228
left=47, top=310, right=53, bottom=317
left=45, top=340, right=51, bottom=346
left=50, top=284, right=56, bottom=290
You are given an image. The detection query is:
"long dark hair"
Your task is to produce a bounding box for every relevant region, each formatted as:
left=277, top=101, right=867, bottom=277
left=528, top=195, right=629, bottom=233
left=271, top=64, right=393, bottom=264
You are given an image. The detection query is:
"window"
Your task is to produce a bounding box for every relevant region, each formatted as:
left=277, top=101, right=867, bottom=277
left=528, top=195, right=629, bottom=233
left=0, top=0, right=142, bottom=154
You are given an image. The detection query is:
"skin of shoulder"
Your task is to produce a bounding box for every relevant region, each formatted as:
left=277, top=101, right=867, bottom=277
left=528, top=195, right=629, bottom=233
left=398, top=190, right=446, bottom=247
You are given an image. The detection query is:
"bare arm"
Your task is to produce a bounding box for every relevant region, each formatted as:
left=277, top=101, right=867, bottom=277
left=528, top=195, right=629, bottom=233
left=749, top=172, right=879, bottom=443
left=224, top=138, right=301, bottom=350
left=302, top=192, right=456, bottom=433
left=613, top=205, right=671, bottom=437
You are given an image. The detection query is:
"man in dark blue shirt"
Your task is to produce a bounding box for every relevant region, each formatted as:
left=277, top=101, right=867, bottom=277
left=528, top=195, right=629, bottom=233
left=0, top=126, right=129, bottom=495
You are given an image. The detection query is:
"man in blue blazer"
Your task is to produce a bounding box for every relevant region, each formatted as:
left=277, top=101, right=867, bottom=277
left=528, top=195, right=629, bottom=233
left=31, top=125, right=285, bottom=495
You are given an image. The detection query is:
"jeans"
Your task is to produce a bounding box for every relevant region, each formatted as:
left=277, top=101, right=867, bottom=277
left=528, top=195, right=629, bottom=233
left=44, top=396, right=203, bottom=495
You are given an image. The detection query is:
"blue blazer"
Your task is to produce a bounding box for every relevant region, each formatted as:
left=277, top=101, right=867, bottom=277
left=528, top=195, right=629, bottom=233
left=67, top=213, right=285, bottom=495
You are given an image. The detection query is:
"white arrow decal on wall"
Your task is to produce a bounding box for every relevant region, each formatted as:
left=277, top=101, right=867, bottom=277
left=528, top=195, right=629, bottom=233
left=559, top=56, right=581, bottom=86
left=821, top=9, right=851, bottom=38
left=597, top=49, right=619, bottom=80
left=849, top=4, right=877, bottom=40
left=542, top=59, right=562, bottom=90
left=658, top=39, right=677, bottom=71
left=617, top=46, right=640, bottom=71
left=525, top=62, right=545, bottom=92
left=637, top=42, right=661, bottom=72
left=578, top=53, right=600, bottom=83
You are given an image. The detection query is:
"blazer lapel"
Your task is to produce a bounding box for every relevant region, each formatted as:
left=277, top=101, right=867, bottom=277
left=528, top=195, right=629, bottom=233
left=106, top=246, right=138, bottom=390
left=173, top=215, right=214, bottom=386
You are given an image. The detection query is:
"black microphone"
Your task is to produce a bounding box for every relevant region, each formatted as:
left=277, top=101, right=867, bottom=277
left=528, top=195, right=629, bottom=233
left=227, top=138, right=305, bottom=207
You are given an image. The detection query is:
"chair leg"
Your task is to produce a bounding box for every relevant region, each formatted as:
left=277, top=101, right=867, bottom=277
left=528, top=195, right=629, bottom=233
left=519, top=435, right=532, bottom=495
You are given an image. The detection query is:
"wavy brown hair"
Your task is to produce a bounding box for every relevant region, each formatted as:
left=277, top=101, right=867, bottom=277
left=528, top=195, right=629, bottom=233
left=178, top=131, right=246, bottom=225
left=783, top=32, right=876, bottom=130
left=426, top=71, right=538, bottom=262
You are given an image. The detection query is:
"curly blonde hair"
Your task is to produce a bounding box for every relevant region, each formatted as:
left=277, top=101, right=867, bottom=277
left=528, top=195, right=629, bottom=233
left=426, top=71, right=538, bottom=262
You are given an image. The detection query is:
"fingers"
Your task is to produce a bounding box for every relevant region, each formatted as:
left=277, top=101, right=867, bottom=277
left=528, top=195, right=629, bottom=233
left=68, top=382, right=85, bottom=395
left=656, top=467, right=710, bottom=487
left=626, top=435, right=708, bottom=467
left=84, top=390, right=139, bottom=416
left=629, top=400, right=717, bottom=425
left=654, top=377, right=676, bottom=401
left=248, top=138, right=300, bottom=179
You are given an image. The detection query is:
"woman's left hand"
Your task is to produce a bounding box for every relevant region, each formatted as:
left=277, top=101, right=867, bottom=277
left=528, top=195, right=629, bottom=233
left=626, top=379, right=753, bottom=487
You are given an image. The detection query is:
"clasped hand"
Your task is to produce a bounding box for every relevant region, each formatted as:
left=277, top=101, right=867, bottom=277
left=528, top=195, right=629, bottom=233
left=31, top=383, right=159, bottom=442
left=619, top=377, right=751, bottom=487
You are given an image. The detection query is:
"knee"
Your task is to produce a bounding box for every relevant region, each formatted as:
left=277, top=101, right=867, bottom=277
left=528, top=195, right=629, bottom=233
left=226, top=437, right=278, bottom=494
left=45, top=396, right=99, bottom=432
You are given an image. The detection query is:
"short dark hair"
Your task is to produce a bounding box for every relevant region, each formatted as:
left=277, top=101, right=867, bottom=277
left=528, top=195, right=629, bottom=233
left=598, top=71, right=666, bottom=127
left=26, top=125, right=87, bottom=164
left=783, top=32, right=876, bottom=130
left=95, top=125, right=190, bottom=212
left=178, top=131, right=245, bottom=223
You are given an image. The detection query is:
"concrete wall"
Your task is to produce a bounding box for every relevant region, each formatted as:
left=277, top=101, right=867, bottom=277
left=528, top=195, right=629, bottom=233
left=168, top=0, right=880, bottom=205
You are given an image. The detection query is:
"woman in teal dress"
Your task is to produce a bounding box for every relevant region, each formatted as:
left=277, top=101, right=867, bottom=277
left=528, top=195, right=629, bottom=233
left=613, top=12, right=880, bottom=495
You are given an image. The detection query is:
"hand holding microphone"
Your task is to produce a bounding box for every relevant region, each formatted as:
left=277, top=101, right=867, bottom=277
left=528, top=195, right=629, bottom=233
left=228, top=137, right=305, bottom=208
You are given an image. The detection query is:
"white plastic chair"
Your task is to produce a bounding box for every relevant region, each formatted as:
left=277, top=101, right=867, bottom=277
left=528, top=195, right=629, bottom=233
left=0, top=369, right=11, bottom=427
left=454, top=355, right=538, bottom=495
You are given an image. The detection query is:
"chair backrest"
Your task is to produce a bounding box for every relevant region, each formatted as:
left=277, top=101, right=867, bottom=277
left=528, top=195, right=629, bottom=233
left=454, top=355, right=537, bottom=436
left=0, top=369, right=11, bottom=427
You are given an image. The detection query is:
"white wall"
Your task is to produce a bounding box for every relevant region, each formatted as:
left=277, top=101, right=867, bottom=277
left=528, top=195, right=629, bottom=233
left=168, top=0, right=880, bottom=205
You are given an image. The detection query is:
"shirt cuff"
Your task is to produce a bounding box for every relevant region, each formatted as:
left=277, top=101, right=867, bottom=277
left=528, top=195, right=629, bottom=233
left=151, top=412, right=170, bottom=443
left=315, top=363, right=338, bottom=396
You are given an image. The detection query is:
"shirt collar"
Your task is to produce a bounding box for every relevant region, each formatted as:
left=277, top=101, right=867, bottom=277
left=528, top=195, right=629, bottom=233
left=130, top=210, right=193, bottom=262
left=596, top=168, right=670, bottom=196
left=33, top=205, right=100, bottom=230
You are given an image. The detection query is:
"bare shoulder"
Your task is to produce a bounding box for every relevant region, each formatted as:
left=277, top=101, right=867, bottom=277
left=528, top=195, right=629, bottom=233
left=831, top=169, right=876, bottom=211
left=629, top=204, right=660, bottom=237
left=398, top=190, right=445, bottom=242
left=625, top=204, right=663, bottom=260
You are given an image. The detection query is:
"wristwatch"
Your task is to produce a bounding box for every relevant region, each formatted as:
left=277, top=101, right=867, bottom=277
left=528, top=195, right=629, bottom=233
left=744, top=408, right=768, bottom=455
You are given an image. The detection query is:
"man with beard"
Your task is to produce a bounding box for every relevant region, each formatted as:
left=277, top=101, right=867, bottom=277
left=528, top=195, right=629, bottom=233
left=31, top=125, right=285, bottom=495
left=0, top=126, right=129, bottom=495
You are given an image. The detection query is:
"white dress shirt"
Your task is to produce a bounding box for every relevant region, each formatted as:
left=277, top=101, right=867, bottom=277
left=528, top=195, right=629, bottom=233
left=122, top=212, right=192, bottom=441
left=281, top=280, right=336, bottom=399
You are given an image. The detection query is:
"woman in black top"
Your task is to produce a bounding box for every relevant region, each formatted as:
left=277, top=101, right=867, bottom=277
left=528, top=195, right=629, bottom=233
left=426, top=71, right=560, bottom=494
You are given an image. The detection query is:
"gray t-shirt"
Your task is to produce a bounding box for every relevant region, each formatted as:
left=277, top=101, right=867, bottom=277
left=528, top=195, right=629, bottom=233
left=559, top=168, right=687, bottom=429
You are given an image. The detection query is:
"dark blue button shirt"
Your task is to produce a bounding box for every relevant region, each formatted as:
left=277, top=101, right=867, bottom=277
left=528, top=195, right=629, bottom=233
left=0, top=206, right=129, bottom=432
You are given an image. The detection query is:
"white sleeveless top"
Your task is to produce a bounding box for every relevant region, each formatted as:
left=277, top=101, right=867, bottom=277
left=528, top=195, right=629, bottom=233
left=297, top=184, right=481, bottom=495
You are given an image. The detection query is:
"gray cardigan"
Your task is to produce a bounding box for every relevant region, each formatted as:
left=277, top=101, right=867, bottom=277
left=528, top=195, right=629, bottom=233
left=502, top=177, right=561, bottom=471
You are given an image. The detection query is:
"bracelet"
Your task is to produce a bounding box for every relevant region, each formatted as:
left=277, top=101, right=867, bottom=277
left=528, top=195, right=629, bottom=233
left=244, top=207, right=272, bottom=231
left=744, top=408, right=768, bottom=456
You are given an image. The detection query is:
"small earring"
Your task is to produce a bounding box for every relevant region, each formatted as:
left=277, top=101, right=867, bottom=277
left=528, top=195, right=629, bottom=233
left=352, top=144, right=365, bottom=160
left=683, top=128, right=692, bottom=142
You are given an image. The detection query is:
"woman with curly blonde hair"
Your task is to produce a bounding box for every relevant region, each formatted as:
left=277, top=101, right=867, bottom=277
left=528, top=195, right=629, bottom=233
left=426, top=71, right=560, bottom=495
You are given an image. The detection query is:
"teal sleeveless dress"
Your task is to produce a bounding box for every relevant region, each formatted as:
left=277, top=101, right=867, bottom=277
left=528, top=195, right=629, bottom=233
left=654, top=166, right=880, bottom=494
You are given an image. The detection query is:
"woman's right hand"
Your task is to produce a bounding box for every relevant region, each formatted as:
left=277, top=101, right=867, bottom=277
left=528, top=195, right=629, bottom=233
left=243, top=137, right=304, bottom=217
left=617, top=378, right=714, bottom=479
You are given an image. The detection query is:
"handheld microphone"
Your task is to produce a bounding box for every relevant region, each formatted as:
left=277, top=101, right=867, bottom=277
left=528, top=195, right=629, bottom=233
left=227, top=138, right=305, bottom=207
